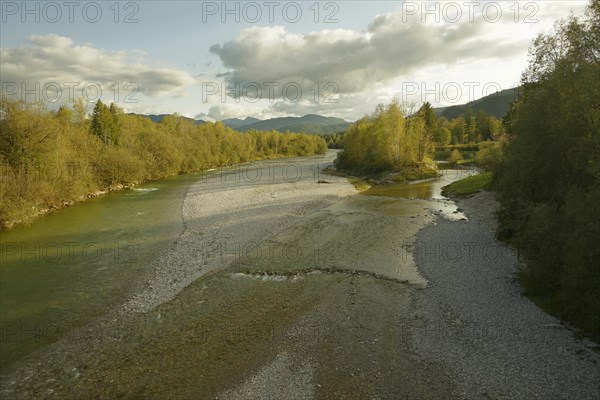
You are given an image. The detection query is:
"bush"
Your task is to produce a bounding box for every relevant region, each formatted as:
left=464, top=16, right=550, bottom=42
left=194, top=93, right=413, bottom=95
left=448, top=149, right=463, bottom=165
left=476, top=142, right=504, bottom=172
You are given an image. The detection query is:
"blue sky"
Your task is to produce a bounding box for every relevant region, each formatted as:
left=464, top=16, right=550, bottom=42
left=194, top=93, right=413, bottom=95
left=0, top=1, right=588, bottom=120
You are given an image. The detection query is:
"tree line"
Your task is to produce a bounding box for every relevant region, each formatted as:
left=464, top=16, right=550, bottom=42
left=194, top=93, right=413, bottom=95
left=0, top=99, right=327, bottom=229
left=496, top=0, right=599, bottom=339
left=334, top=98, right=506, bottom=174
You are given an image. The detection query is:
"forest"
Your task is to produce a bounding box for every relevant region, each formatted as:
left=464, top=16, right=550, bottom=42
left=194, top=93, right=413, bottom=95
left=496, top=0, right=599, bottom=339
left=0, top=99, right=327, bottom=229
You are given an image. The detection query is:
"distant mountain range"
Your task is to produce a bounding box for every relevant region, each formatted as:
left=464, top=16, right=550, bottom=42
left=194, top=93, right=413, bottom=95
left=220, top=117, right=261, bottom=129
left=129, top=113, right=348, bottom=135
left=225, top=114, right=350, bottom=135
left=130, top=88, right=518, bottom=135
left=433, top=87, right=518, bottom=120
left=129, top=113, right=206, bottom=125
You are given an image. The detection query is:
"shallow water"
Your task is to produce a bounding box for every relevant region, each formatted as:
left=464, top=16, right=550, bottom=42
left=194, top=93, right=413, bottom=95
left=362, top=168, right=478, bottom=200
left=0, top=173, right=202, bottom=373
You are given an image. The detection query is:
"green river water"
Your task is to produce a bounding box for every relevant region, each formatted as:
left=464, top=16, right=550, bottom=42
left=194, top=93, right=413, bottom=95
left=0, top=172, right=204, bottom=373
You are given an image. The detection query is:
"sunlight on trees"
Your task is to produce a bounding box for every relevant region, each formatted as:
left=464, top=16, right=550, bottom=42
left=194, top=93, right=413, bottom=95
left=0, top=99, right=327, bottom=229
left=336, top=100, right=437, bottom=173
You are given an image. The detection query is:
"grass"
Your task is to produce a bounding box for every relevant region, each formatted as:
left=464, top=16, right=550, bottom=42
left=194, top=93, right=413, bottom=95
left=324, top=162, right=440, bottom=192
left=441, top=172, right=493, bottom=197
left=321, top=167, right=371, bottom=192
left=456, top=158, right=477, bottom=166
left=348, top=177, right=371, bottom=192
left=389, top=165, right=439, bottom=182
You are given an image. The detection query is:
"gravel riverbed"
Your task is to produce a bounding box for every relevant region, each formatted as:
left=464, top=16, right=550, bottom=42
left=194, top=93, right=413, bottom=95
left=1, top=152, right=598, bottom=399
left=410, top=191, right=600, bottom=399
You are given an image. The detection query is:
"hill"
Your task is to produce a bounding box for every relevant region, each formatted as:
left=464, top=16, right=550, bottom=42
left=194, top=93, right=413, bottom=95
left=234, top=114, right=349, bottom=134
left=221, top=117, right=260, bottom=129
left=129, top=114, right=205, bottom=125
left=434, top=87, right=518, bottom=120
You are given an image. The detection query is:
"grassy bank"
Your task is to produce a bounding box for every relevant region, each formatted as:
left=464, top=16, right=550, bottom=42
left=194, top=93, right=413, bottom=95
left=324, top=163, right=439, bottom=193
left=321, top=168, right=371, bottom=192
left=441, top=172, right=492, bottom=197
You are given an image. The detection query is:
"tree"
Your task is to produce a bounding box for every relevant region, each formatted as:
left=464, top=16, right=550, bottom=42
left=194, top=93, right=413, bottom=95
left=464, top=107, right=478, bottom=143
left=475, top=109, right=490, bottom=140
left=488, top=116, right=505, bottom=140
left=449, top=116, right=465, bottom=144
left=496, top=0, right=600, bottom=338
left=72, top=97, right=87, bottom=126
left=476, top=142, right=503, bottom=172
left=448, top=149, right=463, bottom=165
left=0, top=100, right=57, bottom=171
left=55, top=106, right=73, bottom=126
left=337, top=100, right=435, bottom=173
left=434, top=126, right=451, bottom=146
left=1, top=96, right=327, bottom=229
left=90, top=100, right=120, bottom=145
left=416, top=102, right=436, bottom=161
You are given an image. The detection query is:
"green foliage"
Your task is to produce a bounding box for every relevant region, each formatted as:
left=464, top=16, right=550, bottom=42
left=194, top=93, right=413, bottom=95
left=476, top=141, right=504, bottom=172
left=448, top=149, right=463, bottom=165
left=434, top=126, right=451, bottom=146
left=496, top=0, right=600, bottom=340
left=90, top=100, right=122, bottom=145
left=416, top=102, right=436, bottom=161
left=323, top=132, right=344, bottom=149
left=0, top=98, right=327, bottom=229
left=433, top=108, right=507, bottom=145
left=336, top=100, right=435, bottom=174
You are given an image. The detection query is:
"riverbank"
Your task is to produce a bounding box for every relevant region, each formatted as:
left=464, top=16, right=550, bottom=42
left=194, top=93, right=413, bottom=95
left=0, top=153, right=325, bottom=232
left=328, top=163, right=440, bottom=187
left=411, top=190, right=600, bottom=399
left=0, top=181, right=142, bottom=231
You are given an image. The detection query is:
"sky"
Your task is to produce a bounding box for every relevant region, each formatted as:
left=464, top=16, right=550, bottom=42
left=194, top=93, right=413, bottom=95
left=0, top=0, right=589, bottom=121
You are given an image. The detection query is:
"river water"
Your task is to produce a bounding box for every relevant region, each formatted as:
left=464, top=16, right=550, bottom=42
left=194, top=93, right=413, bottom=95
left=0, top=172, right=203, bottom=373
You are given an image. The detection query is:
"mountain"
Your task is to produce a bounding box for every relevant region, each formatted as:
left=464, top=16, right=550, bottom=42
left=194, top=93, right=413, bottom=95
left=234, top=114, right=350, bottom=134
left=434, top=88, right=518, bottom=120
left=129, top=113, right=205, bottom=125
left=221, top=117, right=261, bottom=129
left=130, top=88, right=515, bottom=134
left=273, top=122, right=350, bottom=135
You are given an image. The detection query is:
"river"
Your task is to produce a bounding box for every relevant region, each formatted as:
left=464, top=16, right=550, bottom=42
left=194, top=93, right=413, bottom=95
left=1, top=151, right=480, bottom=398
left=0, top=172, right=202, bottom=373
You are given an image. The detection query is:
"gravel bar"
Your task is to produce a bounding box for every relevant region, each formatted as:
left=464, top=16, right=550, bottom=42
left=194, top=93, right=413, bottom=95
left=411, top=191, right=600, bottom=400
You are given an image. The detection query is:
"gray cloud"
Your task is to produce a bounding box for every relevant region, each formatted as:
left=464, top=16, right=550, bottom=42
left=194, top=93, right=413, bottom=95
left=209, top=11, right=523, bottom=99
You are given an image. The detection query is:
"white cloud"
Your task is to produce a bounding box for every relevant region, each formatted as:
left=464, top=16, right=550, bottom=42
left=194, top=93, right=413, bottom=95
left=0, top=34, right=197, bottom=104
left=209, top=10, right=524, bottom=99
left=205, top=1, right=590, bottom=119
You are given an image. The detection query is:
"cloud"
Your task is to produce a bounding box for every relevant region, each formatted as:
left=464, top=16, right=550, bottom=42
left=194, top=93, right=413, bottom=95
left=209, top=11, right=523, bottom=99
left=0, top=34, right=196, bottom=101
left=200, top=102, right=273, bottom=121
